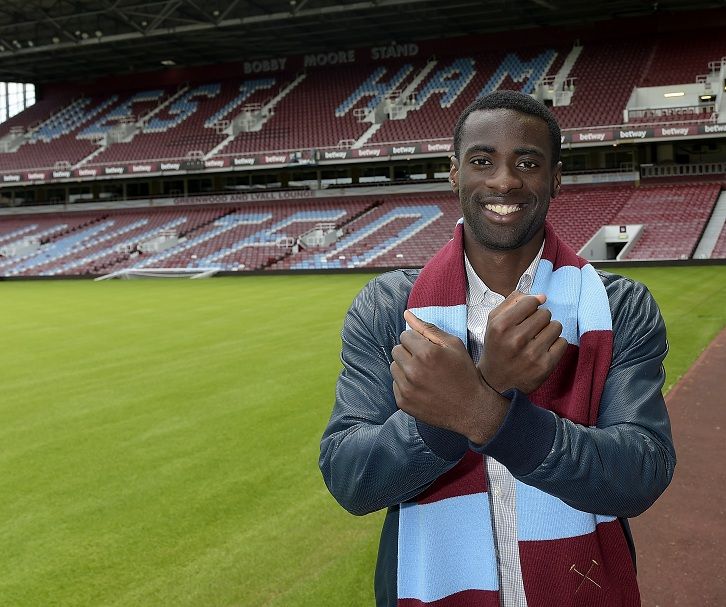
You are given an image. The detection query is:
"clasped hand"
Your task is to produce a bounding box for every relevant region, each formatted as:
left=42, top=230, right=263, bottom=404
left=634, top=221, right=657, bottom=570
left=390, top=291, right=567, bottom=445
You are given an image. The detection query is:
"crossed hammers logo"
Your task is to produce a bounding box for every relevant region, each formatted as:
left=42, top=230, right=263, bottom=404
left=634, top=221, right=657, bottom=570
left=570, top=559, right=601, bottom=593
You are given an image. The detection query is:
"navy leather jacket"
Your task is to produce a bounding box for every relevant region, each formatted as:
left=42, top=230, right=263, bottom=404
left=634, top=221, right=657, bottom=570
left=319, top=269, right=676, bottom=605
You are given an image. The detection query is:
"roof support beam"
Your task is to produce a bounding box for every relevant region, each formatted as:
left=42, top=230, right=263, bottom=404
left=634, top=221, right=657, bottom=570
left=146, top=0, right=185, bottom=33
left=0, top=0, right=437, bottom=58
left=218, top=0, right=242, bottom=22
left=37, top=8, right=79, bottom=43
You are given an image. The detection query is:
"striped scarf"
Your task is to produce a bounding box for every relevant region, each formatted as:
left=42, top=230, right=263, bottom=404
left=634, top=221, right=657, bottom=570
left=397, top=220, right=638, bottom=606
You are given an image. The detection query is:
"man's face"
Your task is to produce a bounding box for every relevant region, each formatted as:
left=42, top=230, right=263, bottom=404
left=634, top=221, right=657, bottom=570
left=450, top=108, right=562, bottom=251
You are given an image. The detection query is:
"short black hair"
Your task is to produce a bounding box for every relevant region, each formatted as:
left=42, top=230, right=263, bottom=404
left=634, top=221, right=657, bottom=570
left=453, top=90, right=561, bottom=166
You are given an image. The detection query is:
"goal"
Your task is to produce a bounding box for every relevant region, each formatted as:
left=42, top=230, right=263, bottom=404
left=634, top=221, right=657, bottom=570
left=94, top=267, right=220, bottom=281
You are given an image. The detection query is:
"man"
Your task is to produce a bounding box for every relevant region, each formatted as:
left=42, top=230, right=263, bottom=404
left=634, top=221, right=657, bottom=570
left=319, top=90, right=675, bottom=607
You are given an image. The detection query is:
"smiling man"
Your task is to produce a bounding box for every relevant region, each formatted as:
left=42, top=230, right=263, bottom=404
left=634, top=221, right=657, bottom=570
left=320, top=91, right=675, bottom=607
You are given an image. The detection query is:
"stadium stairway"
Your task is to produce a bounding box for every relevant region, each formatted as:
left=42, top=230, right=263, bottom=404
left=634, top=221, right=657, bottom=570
left=261, top=198, right=384, bottom=270
left=7, top=220, right=121, bottom=276
left=694, top=190, right=726, bottom=258
left=177, top=207, right=240, bottom=239
left=58, top=217, right=191, bottom=276
left=712, top=215, right=726, bottom=258
left=132, top=212, right=275, bottom=270
left=0, top=223, right=70, bottom=271
left=140, top=84, right=191, bottom=124
left=40, top=218, right=153, bottom=276
left=206, top=73, right=307, bottom=160
left=191, top=208, right=350, bottom=270
left=41, top=214, right=111, bottom=244
left=351, top=59, right=439, bottom=150
left=277, top=197, right=450, bottom=270
left=0, top=224, right=39, bottom=245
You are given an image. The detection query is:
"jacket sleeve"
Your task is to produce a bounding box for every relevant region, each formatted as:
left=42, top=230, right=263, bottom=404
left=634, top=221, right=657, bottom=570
left=479, top=275, right=676, bottom=518
left=319, top=273, right=469, bottom=516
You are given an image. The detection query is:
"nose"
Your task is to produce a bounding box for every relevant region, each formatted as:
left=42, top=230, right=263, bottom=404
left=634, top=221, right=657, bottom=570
left=484, top=165, right=523, bottom=194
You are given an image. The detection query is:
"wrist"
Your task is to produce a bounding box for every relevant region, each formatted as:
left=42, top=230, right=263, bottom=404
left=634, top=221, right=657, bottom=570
left=471, top=389, right=557, bottom=475
left=463, top=379, right=510, bottom=445
left=478, top=364, right=509, bottom=394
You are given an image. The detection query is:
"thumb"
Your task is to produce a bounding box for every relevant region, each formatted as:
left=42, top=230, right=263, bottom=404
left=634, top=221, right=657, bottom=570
left=404, top=310, right=448, bottom=346
left=495, top=290, right=546, bottom=315
left=504, top=289, right=546, bottom=306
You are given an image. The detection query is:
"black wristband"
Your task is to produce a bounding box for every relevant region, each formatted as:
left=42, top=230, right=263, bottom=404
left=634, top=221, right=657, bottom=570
left=479, top=370, right=505, bottom=396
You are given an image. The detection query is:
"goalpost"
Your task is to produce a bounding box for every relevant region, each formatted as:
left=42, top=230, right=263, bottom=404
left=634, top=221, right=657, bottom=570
left=94, top=267, right=221, bottom=281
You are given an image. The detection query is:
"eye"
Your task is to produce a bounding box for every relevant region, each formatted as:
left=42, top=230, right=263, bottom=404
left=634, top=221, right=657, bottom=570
left=517, top=159, right=539, bottom=170
left=470, top=157, right=492, bottom=166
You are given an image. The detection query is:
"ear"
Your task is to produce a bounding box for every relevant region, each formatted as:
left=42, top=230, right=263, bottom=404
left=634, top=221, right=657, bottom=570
left=449, top=156, right=460, bottom=194
left=551, top=161, right=562, bottom=198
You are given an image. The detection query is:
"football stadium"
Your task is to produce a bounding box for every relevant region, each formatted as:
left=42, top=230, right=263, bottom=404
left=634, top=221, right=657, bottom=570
left=1, top=1, right=725, bottom=605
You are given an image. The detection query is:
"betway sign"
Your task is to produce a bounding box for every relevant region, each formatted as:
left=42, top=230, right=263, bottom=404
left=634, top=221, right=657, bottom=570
left=700, top=124, right=726, bottom=134
left=103, top=166, right=125, bottom=175
left=618, top=129, right=653, bottom=139
left=423, top=142, right=452, bottom=153
left=391, top=145, right=419, bottom=155
left=571, top=131, right=614, bottom=143
left=322, top=150, right=349, bottom=160
left=2, top=122, right=723, bottom=186
left=353, top=147, right=384, bottom=158
left=658, top=126, right=695, bottom=137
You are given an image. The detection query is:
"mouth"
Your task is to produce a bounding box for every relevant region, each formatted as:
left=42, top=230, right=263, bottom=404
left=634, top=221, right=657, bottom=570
left=483, top=203, right=523, bottom=216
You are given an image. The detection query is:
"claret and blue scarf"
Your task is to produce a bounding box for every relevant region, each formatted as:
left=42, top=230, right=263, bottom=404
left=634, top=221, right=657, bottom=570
left=398, top=220, right=638, bottom=606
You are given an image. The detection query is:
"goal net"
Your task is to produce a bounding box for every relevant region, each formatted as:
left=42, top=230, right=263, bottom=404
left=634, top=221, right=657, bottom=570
left=94, top=267, right=221, bottom=281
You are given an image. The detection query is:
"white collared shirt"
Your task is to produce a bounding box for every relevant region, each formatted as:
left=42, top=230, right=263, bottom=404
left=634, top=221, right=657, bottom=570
left=464, top=241, right=544, bottom=607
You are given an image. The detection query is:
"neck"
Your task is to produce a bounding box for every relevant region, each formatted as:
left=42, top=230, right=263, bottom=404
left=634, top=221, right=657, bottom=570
left=464, top=225, right=544, bottom=296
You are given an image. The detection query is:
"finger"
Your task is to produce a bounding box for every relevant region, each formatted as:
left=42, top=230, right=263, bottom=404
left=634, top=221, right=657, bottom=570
left=498, top=290, right=546, bottom=312
left=391, top=361, right=411, bottom=398
left=392, top=376, right=403, bottom=405
left=530, top=320, right=563, bottom=352
left=390, top=360, right=408, bottom=389
left=391, top=343, right=413, bottom=365
left=400, top=329, right=438, bottom=357
left=548, top=336, right=569, bottom=361
left=390, top=363, right=414, bottom=408
left=515, top=307, right=553, bottom=340
left=404, top=310, right=448, bottom=346
left=491, top=294, right=544, bottom=327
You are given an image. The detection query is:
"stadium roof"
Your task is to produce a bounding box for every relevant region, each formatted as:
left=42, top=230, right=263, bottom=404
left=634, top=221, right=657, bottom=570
left=1, top=0, right=725, bottom=84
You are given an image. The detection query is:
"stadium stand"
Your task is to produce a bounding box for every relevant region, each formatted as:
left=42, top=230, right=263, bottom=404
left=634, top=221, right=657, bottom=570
left=1, top=180, right=723, bottom=277
left=369, top=48, right=567, bottom=145
left=639, top=36, right=726, bottom=87
left=0, top=199, right=379, bottom=276
left=546, top=184, right=634, bottom=251
left=551, top=40, right=653, bottom=129
left=0, top=91, right=75, bottom=139
left=272, top=193, right=459, bottom=269
left=4, top=31, right=726, bottom=175
left=212, top=63, right=417, bottom=156
left=615, top=183, right=721, bottom=259
left=128, top=201, right=369, bottom=272
left=86, top=80, right=277, bottom=166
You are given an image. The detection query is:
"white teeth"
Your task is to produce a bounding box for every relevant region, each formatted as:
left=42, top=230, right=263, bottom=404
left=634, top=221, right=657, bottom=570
left=485, top=204, right=522, bottom=216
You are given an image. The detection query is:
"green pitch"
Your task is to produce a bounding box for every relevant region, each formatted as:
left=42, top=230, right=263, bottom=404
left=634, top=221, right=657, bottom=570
left=1, top=266, right=724, bottom=606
